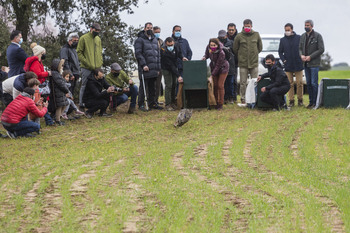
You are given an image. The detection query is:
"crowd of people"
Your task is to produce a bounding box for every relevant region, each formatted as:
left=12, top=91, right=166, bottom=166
left=0, top=19, right=324, bottom=138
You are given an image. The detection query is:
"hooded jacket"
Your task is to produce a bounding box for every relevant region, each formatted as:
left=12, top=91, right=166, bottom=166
left=299, top=30, right=325, bottom=67
left=134, top=31, right=161, bottom=79
left=83, top=74, right=111, bottom=103
left=233, top=28, right=263, bottom=69
left=1, top=92, right=47, bottom=124
left=76, top=32, right=103, bottom=71
left=24, top=56, right=49, bottom=84
left=160, top=43, right=183, bottom=77
left=60, top=43, right=80, bottom=75
left=49, top=59, right=69, bottom=108
left=261, top=64, right=290, bottom=90
left=204, top=43, right=229, bottom=76
left=278, top=32, right=304, bottom=72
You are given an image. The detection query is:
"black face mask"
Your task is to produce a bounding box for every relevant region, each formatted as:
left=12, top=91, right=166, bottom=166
left=305, top=27, right=311, bottom=33
left=72, top=42, right=78, bottom=48
left=219, top=38, right=225, bottom=43
left=146, top=29, right=153, bottom=36
left=113, top=72, right=120, bottom=77
left=92, top=31, right=99, bottom=37
left=41, top=54, right=46, bottom=60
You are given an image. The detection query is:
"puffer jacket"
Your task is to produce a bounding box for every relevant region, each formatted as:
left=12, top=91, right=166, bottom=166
left=233, top=28, right=263, bottom=69
left=24, top=56, right=49, bottom=84
left=13, top=73, right=27, bottom=93
left=134, top=31, right=161, bottom=79
left=49, top=59, right=69, bottom=108
left=299, top=30, right=325, bottom=67
left=1, top=93, right=47, bottom=124
left=278, top=32, right=304, bottom=72
left=204, top=43, right=229, bottom=76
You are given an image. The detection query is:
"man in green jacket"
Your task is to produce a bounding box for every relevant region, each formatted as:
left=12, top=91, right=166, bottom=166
left=105, top=63, right=138, bottom=114
left=233, top=19, right=262, bottom=104
left=77, top=23, right=103, bottom=110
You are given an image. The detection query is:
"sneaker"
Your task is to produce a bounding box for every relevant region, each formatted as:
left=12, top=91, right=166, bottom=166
left=139, top=105, right=148, bottom=112
left=75, top=110, right=85, bottom=115
left=306, top=104, right=315, bottom=109
left=288, top=101, right=295, bottom=107
left=99, top=113, right=112, bottom=117
left=150, top=104, right=163, bottom=110
left=127, top=106, right=136, bottom=114
left=62, top=113, right=69, bottom=120
left=85, top=112, right=93, bottom=119
left=165, top=105, right=175, bottom=111
left=6, top=131, right=16, bottom=139
left=298, top=100, right=304, bottom=107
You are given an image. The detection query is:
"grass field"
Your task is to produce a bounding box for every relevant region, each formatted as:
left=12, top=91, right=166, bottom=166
left=0, top=71, right=349, bottom=232
left=319, top=70, right=350, bottom=80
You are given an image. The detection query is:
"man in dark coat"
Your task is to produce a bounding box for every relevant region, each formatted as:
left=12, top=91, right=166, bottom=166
left=171, top=25, right=192, bottom=74
left=278, top=23, right=304, bottom=107
left=83, top=68, right=114, bottom=118
left=227, top=23, right=238, bottom=100
left=134, top=22, right=162, bottom=111
left=299, top=19, right=324, bottom=109
left=218, top=30, right=236, bottom=104
left=60, top=32, right=80, bottom=94
left=258, top=54, right=290, bottom=110
left=6, top=30, right=28, bottom=78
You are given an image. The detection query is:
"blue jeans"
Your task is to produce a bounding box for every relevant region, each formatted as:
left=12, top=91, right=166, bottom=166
left=224, top=74, right=234, bottom=100
left=305, top=66, right=319, bottom=105
left=3, top=118, right=40, bottom=137
left=112, top=85, right=138, bottom=108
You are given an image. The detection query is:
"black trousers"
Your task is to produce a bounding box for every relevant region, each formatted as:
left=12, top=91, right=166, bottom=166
left=85, top=97, right=109, bottom=115
left=2, top=93, right=13, bottom=107
left=260, top=85, right=290, bottom=109
left=138, top=77, right=156, bottom=107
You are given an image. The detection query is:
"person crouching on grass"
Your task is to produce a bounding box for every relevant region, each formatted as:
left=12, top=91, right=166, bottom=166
left=202, top=38, right=229, bottom=110
left=1, top=87, right=48, bottom=138
left=61, top=70, right=85, bottom=119
left=160, top=37, right=187, bottom=111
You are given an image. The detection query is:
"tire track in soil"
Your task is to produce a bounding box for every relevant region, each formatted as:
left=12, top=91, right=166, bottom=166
left=172, top=144, right=250, bottom=232
left=244, top=130, right=345, bottom=232
left=122, top=169, right=164, bottom=233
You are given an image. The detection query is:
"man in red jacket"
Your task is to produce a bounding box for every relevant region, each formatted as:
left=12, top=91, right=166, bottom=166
left=1, top=87, right=48, bottom=138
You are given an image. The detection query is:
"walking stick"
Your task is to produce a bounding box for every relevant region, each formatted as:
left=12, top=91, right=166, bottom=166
left=141, top=73, right=149, bottom=111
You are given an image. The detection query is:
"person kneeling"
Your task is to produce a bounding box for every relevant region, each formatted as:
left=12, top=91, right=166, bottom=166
left=105, top=63, right=138, bottom=114
left=257, top=54, right=290, bottom=111
left=83, top=68, right=115, bottom=118
left=1, top=87, right=48, bottom=138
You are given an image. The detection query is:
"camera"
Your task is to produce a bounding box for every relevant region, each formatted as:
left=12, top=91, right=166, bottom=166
left=112, top=85, right=123, bottom=93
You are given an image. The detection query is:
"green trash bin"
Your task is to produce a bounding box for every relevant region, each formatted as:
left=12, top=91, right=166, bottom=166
left=322, top=79, right=350, bottom=108
left=182, top=60, right=208, bottom=108
left=256, top=78, right=285, bottom=108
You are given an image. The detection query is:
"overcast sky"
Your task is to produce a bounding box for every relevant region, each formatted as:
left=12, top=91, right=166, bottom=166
left=121, top=0, right=350, bottom=65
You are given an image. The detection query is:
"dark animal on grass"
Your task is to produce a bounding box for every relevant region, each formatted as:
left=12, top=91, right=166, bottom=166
left=174, top=109, right=193, bottom=127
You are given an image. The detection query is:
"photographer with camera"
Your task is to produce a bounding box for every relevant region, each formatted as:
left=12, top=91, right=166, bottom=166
left=105, top=63, right=138, bottom=114
left=83, top=68, right=114, bottom=118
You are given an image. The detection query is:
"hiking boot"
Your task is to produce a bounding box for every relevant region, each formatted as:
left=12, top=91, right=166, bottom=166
left=150, top=104, right=163, bottom=110
left=288, top=100, right=294, bottom=107
left=6, top=131, right=16, bottom=139
left=139, top=105, right=148, bottom=112
left=165, top=105, right=175, bottom=111
left=298, top=100, right=304, bottom=107
left=85, top=112, right=93, bottom=119
left=127, top=106, right=136, bottom=114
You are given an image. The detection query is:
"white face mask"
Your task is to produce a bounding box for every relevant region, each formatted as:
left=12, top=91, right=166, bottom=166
left=285, top=31, right=292, bottom=36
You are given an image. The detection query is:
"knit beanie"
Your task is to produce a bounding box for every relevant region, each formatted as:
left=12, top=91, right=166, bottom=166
left=32, top=45, right=46, bottom=56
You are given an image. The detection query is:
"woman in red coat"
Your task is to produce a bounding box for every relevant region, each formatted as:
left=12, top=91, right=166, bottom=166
left=24, top=45, right=51, bottom=84
left=202, top=38, right=229, bottom=110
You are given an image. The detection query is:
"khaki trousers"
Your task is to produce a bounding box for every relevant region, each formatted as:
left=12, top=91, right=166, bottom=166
left=286, top=71, right=303, bottom=102
left=239, top=67, right=258, bottom=102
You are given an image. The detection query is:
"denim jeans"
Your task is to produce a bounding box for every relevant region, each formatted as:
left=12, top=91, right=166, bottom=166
left=112, top=85, right=138, bottom=108
left=304, top=66, right=319, bottom=105
left=3, top=118, right=40, bottom=137
left=224, top=74, right=234, bottom=100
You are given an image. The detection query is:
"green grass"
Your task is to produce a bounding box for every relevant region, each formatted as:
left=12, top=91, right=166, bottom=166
left=319, top=70, right=350, bottom=80
left=0, top=70, right=349, bottom=232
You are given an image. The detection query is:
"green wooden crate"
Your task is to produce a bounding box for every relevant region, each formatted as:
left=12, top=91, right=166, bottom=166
left=322, top=79, right=350, bottom=108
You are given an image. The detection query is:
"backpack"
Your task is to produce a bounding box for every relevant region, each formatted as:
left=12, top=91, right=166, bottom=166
left=222, top=47, right=232, bottom=61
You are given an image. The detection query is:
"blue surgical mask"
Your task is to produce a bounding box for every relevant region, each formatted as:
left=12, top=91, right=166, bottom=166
left=19, top=38, right=23, bottom=45
left=174, top=31, right=181, bottom=38
left=154, top=33, right=160, bottom=39
left=167, top=46, right=174, bottom=52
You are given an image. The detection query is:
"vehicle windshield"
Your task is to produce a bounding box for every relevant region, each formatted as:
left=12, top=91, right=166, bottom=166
left=262, top=38, right=280, bottom=52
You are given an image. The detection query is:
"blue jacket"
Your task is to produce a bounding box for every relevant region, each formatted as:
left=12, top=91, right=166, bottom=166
left=134, top=31, right=161, bottom=79
left=6, top=43, right=28, bottom=78
left=278, top=32, right=303, bottom=72
left=13, top=73, right=27, bottom=92
left=172, top=35, right=192, bottom=70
